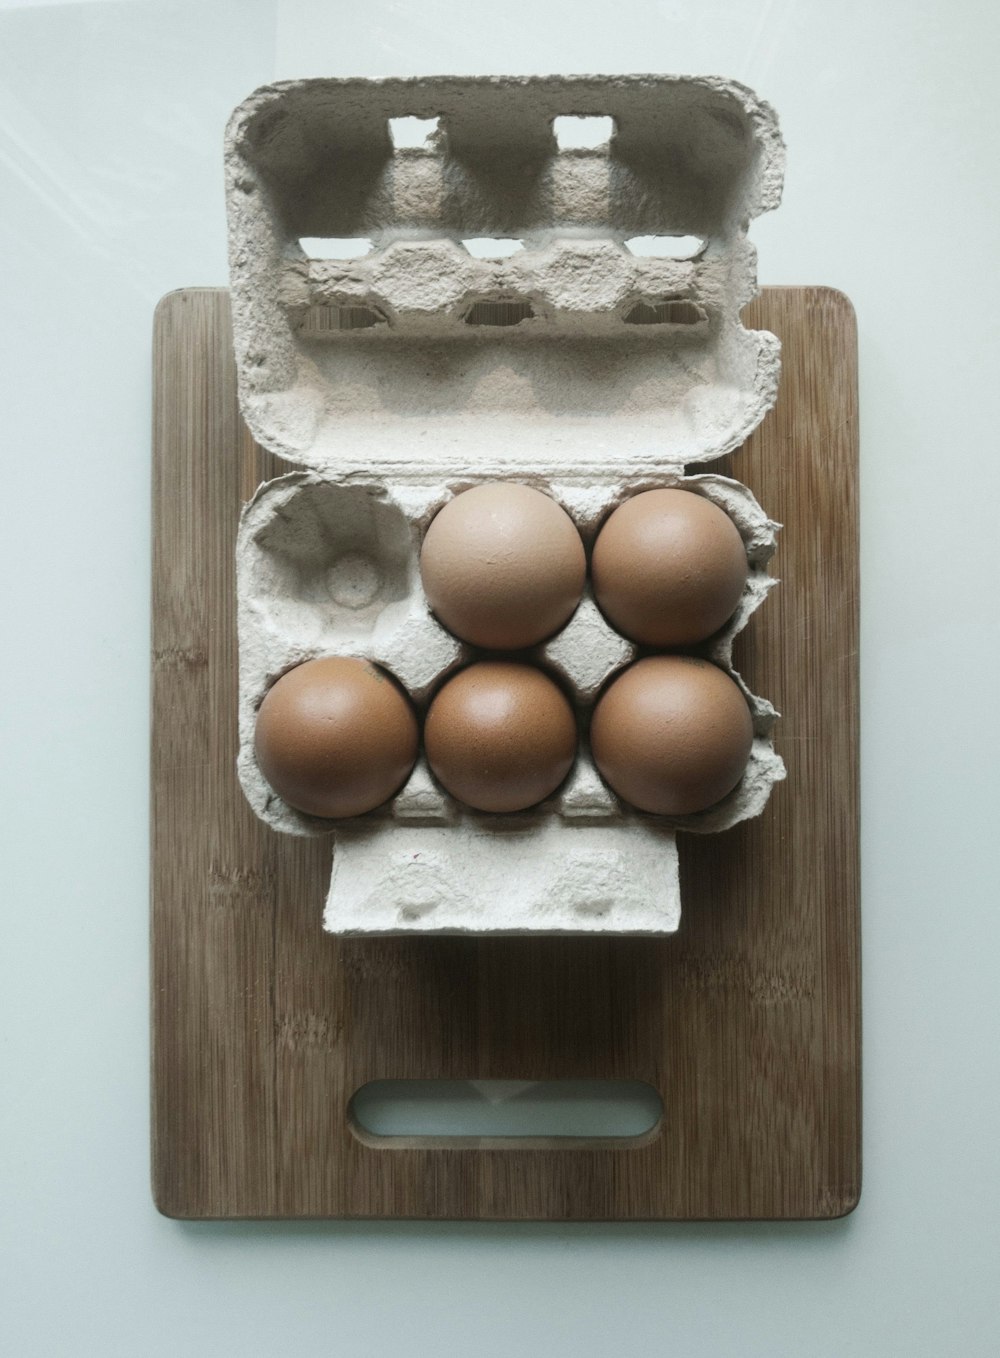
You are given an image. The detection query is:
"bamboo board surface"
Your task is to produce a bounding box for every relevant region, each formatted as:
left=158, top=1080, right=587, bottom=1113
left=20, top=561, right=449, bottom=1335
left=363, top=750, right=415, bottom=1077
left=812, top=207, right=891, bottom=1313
left=151, top=286, right=860, bottom=1220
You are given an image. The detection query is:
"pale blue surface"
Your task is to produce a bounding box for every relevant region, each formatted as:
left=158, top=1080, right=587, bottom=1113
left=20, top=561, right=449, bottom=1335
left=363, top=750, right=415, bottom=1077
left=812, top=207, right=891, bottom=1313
left=2, top=2, right=999, bottom=1354
left=351, top=1080, right=664, bottom=1138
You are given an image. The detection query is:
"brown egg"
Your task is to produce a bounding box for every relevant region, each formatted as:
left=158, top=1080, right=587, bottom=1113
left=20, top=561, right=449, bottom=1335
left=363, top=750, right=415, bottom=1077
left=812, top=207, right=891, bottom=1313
left=425, top=662, right=577, bottom=813
left=592, top=488, right=748, bottom=646
left=420, top=482, right=586, bottom=649
left=254, top=656, right=418, bottom=818
left=591, top=656, right=753, bottom=815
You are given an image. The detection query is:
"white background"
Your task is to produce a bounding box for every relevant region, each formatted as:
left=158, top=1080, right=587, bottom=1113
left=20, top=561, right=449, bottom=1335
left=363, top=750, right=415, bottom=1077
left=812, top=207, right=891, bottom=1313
left=2, top=1, right=999, bottom=1353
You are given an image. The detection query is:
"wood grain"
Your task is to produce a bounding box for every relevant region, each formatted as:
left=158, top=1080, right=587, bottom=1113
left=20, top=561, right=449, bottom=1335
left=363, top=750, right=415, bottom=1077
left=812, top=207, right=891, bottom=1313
left=151, top=286, right=860, bottom=1220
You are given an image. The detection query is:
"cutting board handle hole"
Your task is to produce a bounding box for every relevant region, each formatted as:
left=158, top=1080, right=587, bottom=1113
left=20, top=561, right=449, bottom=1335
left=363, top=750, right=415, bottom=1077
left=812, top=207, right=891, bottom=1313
left=348, top=1079, right=663, bottom=1147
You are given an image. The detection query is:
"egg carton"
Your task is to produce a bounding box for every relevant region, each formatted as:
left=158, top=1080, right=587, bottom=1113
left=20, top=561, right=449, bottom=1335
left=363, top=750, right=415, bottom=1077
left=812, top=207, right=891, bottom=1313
left=226, top=75, right=787, bottom=936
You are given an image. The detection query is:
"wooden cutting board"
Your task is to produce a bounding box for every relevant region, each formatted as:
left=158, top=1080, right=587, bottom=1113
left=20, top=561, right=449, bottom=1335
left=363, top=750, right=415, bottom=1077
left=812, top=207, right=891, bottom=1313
left=151, top=286, right=860, bottom=1220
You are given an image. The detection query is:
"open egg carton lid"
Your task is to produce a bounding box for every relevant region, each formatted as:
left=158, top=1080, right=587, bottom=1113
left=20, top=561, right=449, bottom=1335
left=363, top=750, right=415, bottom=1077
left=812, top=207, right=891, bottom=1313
left=225, top=74, right=785, bottom=479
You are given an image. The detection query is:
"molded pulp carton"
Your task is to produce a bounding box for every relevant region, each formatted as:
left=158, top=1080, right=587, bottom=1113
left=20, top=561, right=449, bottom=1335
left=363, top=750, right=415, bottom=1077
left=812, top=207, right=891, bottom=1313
left=225, top=75, right=786, bottom=935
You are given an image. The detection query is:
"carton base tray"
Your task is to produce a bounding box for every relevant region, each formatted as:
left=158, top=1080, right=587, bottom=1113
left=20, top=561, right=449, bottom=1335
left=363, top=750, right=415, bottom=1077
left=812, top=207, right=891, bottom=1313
left=151, top=286, right=860, bottom=1220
